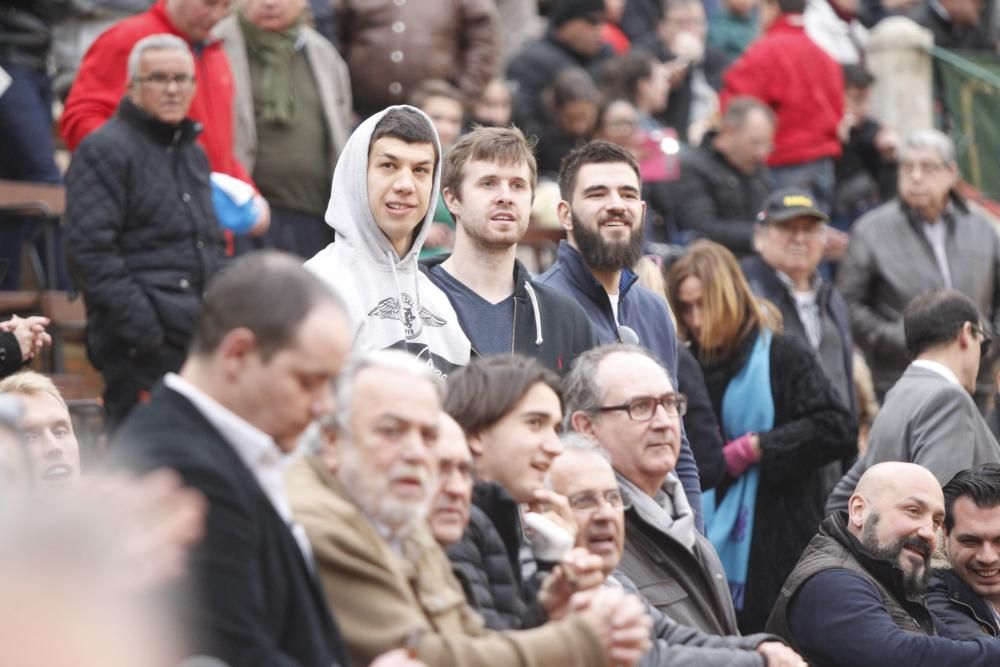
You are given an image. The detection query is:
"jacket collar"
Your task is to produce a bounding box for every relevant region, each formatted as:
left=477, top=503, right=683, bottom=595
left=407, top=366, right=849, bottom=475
left=420, top=253, right=534, bottom=300
left=900, top=192, right=969, bottom=233
left=766, top=13, right=807, bottom=33
left=117, top=96, right=202, bottom=146
left=555, top=240, right=638, bottom=301
left=937, top=568, right=1000, bottom=635
left=823, top=511, right=927, bottom=606
left=153, top=0, right=223, bottom=50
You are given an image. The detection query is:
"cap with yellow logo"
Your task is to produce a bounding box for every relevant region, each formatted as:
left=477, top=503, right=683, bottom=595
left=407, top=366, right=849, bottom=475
left=758, top=187, right=829, bottom=224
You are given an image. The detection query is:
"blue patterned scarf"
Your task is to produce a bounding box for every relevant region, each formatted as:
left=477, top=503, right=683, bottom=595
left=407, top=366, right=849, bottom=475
left=703, top=330, right=774, bottom=610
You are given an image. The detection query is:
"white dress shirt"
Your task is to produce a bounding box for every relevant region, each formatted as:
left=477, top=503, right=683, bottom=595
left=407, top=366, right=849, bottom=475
left=164, top=373, right=313, bottom=564
left=911, top=359, right=961, bottom=386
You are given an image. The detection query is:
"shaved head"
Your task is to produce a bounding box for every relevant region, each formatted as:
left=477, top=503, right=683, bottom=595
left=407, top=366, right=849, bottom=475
left=848, top=462, right=944, bottom=596
left=853, top=462, right=943, bottom=507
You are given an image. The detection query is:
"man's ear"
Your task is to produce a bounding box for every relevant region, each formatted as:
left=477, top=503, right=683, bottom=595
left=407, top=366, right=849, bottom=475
left=958, top=321, right=975, bottom=351
left=570, top=410, right=598, bottom=437
left=847, top=493, right=867, bottom=530
left=556, top=200, right=574, bottom=233
left=216, top=327, right=258, bottom=380
left=318, top=426, right=341, bottom=474
left=442, top=187, right=460, bottom=216
left=466, top=430, right=485, bottom=457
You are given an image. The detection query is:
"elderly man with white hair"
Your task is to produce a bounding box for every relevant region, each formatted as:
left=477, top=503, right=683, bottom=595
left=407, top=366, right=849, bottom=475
left=288, top=349, right=654, bottom=667
left=838, top=128, right=1000, bottom=404
left=65, top=33, right=227, bottom=433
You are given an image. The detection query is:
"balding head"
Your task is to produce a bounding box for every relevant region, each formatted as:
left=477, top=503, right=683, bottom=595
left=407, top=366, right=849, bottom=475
left=547, top=434, right=625, bottom=576
left=429, top=414, right=474, bottom=547
left=847, top=462, right=944, bottom=596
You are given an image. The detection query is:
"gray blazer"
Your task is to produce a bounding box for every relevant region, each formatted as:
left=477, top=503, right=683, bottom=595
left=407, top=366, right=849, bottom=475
left=837, top=197, right=1000, bottom=396
left=214, top=15, right=352, bottom=176
left=827, top=364, right=1000, bottom=512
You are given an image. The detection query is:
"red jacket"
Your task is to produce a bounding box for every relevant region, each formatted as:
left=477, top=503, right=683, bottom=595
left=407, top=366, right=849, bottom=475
left=720, top=14, right=843, bottom=167
left=60, top=0, right=250, bottom=183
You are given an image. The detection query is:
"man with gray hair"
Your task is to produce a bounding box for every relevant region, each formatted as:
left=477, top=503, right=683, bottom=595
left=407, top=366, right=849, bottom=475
left=838, top=128, right=1000, bottom=404
left=288, top=350, right=654, bottom=667
left=563, top=343, right=739, bottom=637
left=65, top=33, right=227, bottom=433
left=547, top=433, right=807, bottom=666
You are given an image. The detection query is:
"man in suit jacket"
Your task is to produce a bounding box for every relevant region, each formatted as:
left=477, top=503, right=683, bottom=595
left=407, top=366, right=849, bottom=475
left=114, top=251, right=354, bottom=667
left=838, top=129, right=1000, bottom=403
left=827, top=289, right=1000, bottom=513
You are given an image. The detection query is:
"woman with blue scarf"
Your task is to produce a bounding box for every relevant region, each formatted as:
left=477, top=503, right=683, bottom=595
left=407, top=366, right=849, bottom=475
left=667, top=240, right=857, bottom=633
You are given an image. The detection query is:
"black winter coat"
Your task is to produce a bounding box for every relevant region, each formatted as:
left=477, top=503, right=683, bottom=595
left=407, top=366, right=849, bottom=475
left=506, top=33, right=611, bottom=145
left=445, top=482, right=546, bottom=631
left=667, top=133, right=771, bottom=256
left=697, top=332, right=857, bottom=633
left=65, top=97, right=225, bottom=370
left=677, top=344, right=726, bottom=490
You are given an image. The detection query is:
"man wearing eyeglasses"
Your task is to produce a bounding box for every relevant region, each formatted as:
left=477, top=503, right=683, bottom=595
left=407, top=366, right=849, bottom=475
left=65, top=34, right=226, bottom=433
left=838, top=128, right=1000, bottom=407
left=548, top=434, right=809, bottom=666
left=827, top=289, right=1000, bottom=513
left=563, top=343, right=741, bottom=637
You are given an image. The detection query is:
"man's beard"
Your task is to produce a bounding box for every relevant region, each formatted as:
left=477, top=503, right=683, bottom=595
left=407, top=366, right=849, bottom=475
left=572, top=210, right=644, bottom=272
left=861, top=511, right=932, bottom=596
left=338, top=446, right=431, bottom=533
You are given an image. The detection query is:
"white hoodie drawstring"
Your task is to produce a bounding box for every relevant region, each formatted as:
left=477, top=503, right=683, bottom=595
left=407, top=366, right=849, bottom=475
left=387, top=250, right=407, bottom=342
left=523, top=282, right=543, bottom=346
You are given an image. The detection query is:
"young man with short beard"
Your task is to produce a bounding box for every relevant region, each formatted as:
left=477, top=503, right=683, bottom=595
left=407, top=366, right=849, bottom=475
left=423, top=126, right=597, bottom=373
left=537, top=140, right=702, bottom=523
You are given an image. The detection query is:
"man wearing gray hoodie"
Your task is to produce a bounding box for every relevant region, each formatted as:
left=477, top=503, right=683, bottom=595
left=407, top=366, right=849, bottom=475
left=306, top=106, right=472, bottom=378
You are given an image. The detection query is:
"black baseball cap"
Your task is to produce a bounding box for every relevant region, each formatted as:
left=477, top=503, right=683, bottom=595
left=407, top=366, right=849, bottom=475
left=758, top=188, right=829, bottom=224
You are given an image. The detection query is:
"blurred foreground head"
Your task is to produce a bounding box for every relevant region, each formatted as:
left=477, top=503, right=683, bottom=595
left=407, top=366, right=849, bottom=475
left=0, top=475, right=201, bottom=667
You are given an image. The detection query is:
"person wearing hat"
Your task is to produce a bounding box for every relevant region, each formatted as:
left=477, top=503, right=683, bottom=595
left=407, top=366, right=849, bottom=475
left=507, top=0, right=613, bottom=146
left=742, top=187, right=857, bottom=500
left=742, top=188, right=855, bottom=418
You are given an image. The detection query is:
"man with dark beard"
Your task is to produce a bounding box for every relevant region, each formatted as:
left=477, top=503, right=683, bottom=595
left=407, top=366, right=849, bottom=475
left=767, top=461, right=1000, bottom=666
left=538, top=140, right=703, bottom=525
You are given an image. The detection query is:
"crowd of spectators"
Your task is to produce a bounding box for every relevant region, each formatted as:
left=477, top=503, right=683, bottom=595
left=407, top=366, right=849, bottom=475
left=2, top=0, right=1000, bottom=665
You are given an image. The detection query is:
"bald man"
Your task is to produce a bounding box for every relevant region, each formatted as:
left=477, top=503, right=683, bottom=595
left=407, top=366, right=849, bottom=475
left=767, top=462, right=1000, bottom=666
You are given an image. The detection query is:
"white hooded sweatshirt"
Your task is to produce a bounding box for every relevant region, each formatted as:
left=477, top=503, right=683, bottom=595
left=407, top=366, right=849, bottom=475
left=305, top=106, right=471, bottom=378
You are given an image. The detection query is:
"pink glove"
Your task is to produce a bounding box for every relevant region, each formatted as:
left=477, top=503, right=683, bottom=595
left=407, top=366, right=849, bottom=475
left=723, top=433, right=759, bottom=478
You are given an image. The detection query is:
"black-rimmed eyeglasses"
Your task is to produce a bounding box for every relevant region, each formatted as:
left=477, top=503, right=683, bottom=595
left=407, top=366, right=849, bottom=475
left=597, top=393, right=688, bottom=421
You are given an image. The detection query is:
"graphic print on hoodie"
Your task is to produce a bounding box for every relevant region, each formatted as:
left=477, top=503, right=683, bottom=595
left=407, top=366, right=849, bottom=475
left=305, top=106, right=472, bottom=378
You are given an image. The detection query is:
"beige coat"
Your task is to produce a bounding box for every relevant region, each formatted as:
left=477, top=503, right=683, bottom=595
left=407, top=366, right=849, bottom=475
left=287, top=456, right=607, bottom=667
left=214, top=14, right=352, bottom=175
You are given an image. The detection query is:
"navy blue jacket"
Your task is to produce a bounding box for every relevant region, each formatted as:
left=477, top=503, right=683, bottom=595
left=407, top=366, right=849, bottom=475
left=926, top=568, right=1000, bottom=639
left=538, top=240, right=703, bottom=527
left=788, top=567, right=1000, bottom=666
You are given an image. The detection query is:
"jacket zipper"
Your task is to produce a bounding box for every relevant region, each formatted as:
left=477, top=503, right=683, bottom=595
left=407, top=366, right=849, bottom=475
left=511, top=294, right=517, bottom=353
left=948, top=596, right=999, bottom=636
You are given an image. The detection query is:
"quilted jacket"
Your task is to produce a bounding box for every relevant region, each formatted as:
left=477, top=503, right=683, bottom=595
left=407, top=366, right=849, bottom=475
left=65, top=96, right=225, bottom=369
